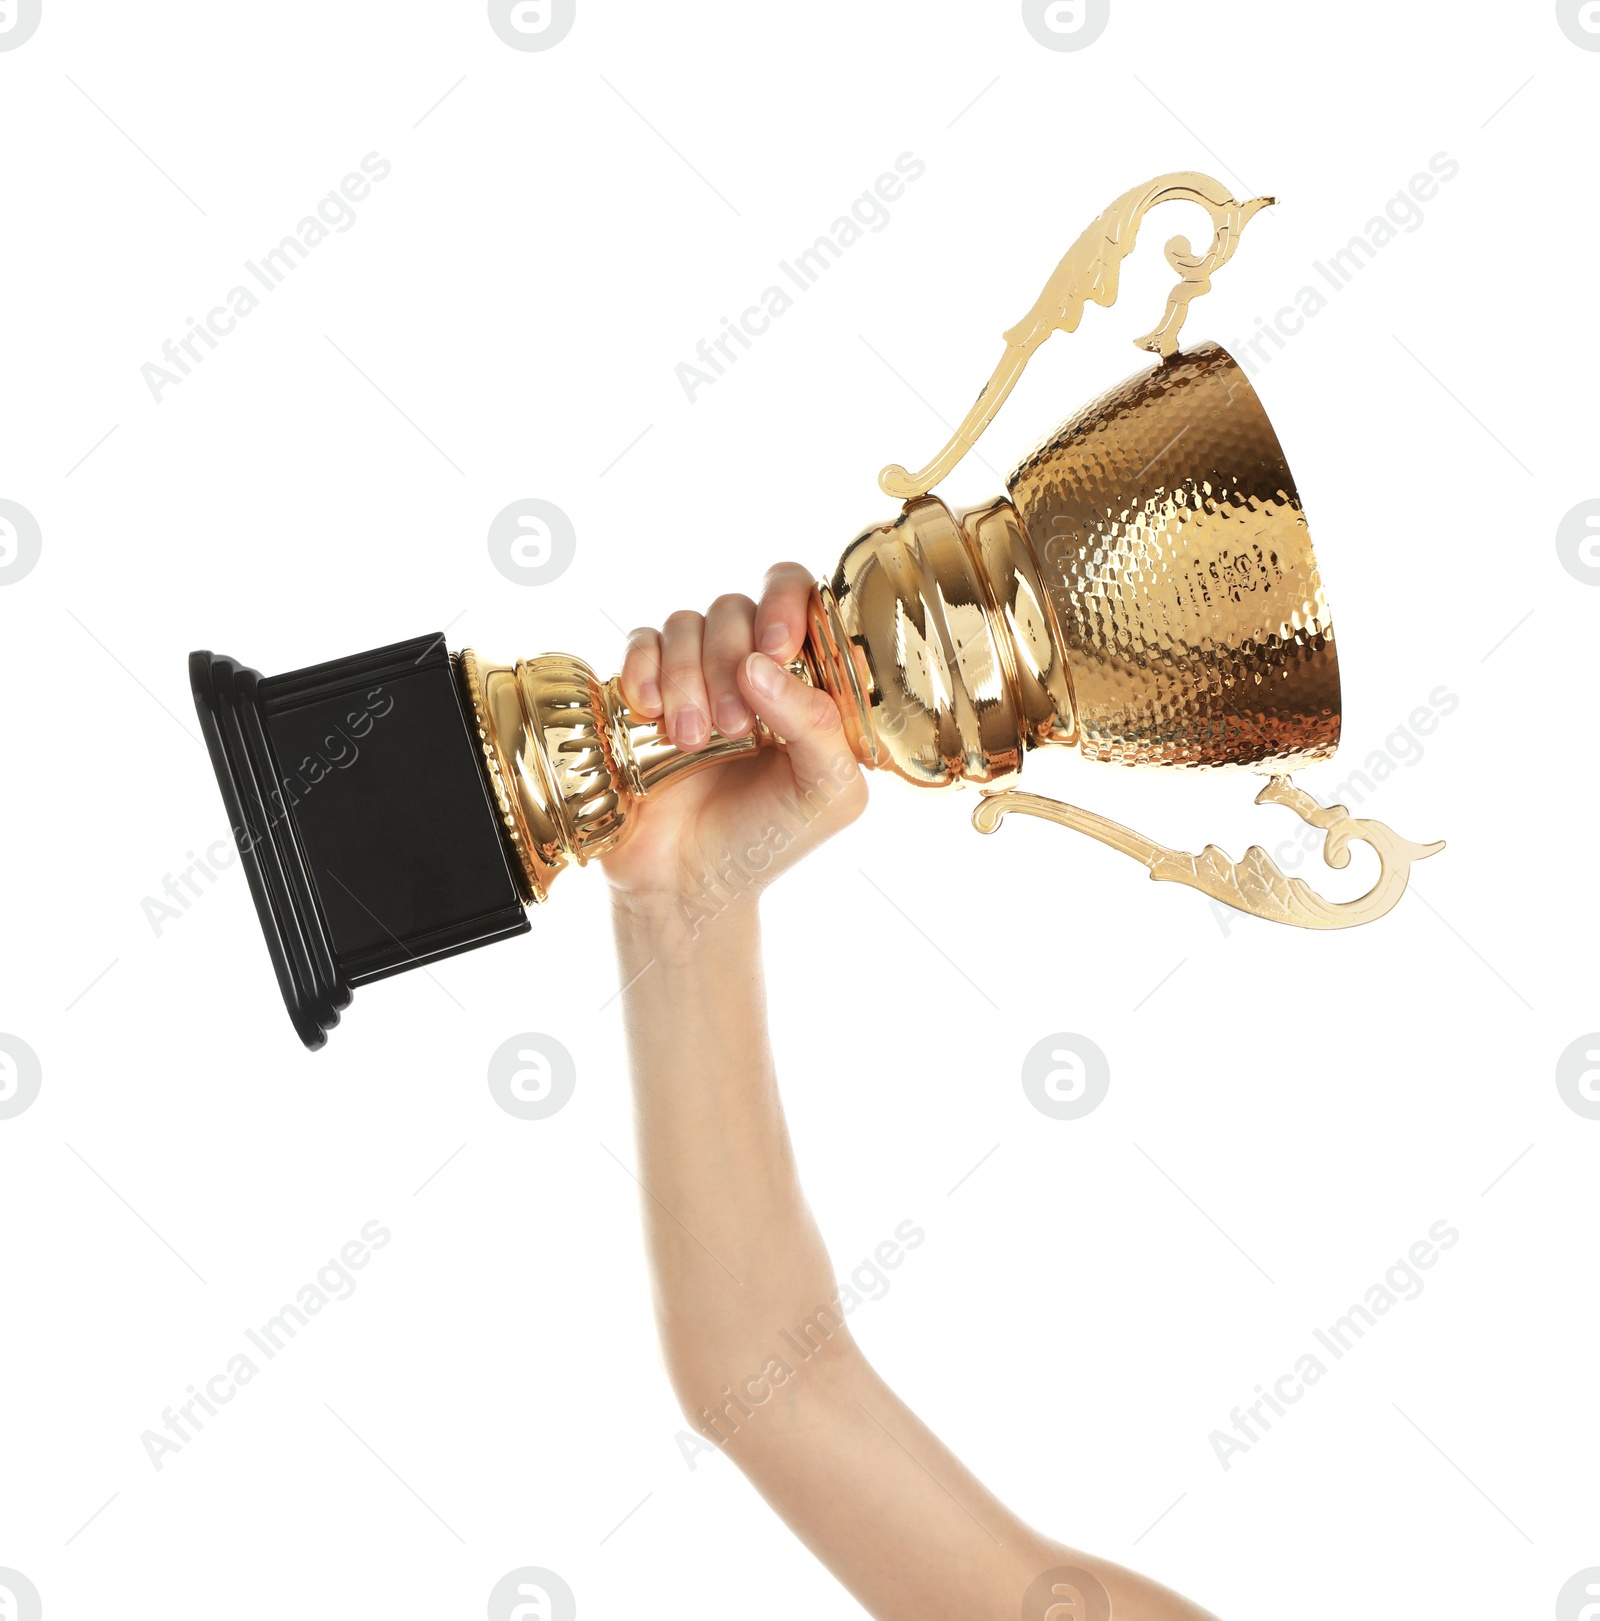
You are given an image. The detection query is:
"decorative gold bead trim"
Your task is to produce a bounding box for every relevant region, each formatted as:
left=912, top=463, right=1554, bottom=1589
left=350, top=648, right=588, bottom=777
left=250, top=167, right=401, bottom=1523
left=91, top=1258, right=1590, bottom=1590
left=455, top=649, right=538, bottom=905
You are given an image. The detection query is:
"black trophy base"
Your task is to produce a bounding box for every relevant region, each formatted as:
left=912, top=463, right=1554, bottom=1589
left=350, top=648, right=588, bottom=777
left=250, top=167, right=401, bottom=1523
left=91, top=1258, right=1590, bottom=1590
left=190, top=633, right=530, bottom=1049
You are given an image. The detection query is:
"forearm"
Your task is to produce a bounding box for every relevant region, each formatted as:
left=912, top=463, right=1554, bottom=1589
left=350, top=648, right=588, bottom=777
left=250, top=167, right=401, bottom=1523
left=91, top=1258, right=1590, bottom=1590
left=610, top=892, right=1213, bottom=1620
left=610, top=892, right=849, bottom=1409
left=601, top=590, right=1228, bottom=1620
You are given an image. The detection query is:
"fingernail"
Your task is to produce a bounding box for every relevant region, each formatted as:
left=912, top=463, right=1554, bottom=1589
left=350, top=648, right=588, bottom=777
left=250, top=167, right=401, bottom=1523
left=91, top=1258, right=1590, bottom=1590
left=746, top=651, right=784, bottom=697
left=676, top=707, right=707, bottom=746
left=716, top=695, right=750, bottom=734
left=638, top=679, right=661, bottom=711
left=759, top=623, right=789, bottom=654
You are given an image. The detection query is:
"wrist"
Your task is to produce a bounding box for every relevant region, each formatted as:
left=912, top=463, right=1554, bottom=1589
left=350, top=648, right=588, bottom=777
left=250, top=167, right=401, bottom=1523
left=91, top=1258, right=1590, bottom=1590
left=608, top=883, right=760, bottom=963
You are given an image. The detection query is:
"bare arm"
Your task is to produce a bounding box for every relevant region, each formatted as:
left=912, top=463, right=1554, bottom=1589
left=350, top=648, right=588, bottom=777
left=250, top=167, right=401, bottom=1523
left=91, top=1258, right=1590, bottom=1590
left=602, top=569, right=1221, bottom=1621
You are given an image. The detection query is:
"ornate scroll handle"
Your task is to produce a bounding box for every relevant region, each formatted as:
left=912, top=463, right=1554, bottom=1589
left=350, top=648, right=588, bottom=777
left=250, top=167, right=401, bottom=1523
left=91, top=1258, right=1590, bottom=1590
left=971, top=775, right=1445, bottom=930
left=878, top=172, right=1274, bottom=501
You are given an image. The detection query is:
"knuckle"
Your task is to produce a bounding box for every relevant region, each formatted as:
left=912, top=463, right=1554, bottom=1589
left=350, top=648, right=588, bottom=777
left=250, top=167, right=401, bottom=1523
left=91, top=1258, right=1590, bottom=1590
left=663, top=661, right=705, bottom=690
left=662, top=609, right=704, bottom=639
left=662, top=653, right=707, bottom=690
left=709, top=591, right=755, bottom=617
left=761, top=560, right=811, bottom=593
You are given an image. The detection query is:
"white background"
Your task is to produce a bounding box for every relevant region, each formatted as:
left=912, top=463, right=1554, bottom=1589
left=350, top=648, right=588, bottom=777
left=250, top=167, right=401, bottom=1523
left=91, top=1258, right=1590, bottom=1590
left=1, top=3, right=1596, bottom=1617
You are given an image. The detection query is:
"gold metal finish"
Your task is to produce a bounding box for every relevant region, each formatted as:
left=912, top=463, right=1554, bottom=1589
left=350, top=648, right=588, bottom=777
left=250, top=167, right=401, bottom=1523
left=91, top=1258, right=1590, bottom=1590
left=457, top=647, right=812, bottom=903
left=822, top=495, right=1071, bottom=789
left=973, top=777, right=1444, bottom=930
left=879, top=172, right=1273, bottom=500
left=1012, top=340, right=1340, bottom=770
left=448, top=172, right=1440, bottom=930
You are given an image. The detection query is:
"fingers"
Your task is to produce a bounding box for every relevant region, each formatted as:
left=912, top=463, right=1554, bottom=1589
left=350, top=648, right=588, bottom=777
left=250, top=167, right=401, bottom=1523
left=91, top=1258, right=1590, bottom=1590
left=660, top=610, right=710, bottom=749
left=752, top=561, right=814, bottom=663
left=740, top=651, right=862, bottom=799
left=703, top=593, right=757, bottom=737
left=624, top=563, right=816, bottom=752
left=618, top=627, right=662, bottom=718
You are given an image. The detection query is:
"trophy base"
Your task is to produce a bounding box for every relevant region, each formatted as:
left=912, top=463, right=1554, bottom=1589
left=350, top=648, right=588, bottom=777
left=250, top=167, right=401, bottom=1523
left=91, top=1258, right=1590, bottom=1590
left=189, top=634, right=530, bottom=1050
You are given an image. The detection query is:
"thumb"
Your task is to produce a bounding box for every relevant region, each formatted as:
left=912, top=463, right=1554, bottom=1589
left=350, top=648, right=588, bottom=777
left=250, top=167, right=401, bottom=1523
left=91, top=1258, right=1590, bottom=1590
left=740, top=651, right=862, bottom=794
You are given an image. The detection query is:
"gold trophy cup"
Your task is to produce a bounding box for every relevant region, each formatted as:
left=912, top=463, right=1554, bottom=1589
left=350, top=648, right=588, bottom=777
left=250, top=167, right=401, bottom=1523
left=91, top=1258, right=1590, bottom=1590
left=193, top=173, right=1443, bottom=1047
left=463, top=174, right=1440, bottom=921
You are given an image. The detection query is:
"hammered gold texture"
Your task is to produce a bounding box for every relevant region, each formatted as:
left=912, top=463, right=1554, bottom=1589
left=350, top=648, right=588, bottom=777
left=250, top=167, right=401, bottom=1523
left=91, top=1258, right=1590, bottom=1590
left=1008, top=341, right=1341, bottom=770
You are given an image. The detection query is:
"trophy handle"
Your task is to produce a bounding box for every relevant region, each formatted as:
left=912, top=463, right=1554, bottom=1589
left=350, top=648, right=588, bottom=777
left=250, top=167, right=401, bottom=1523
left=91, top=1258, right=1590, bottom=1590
left=971, top=775, right=1445, bottom=930
left=878, top=172, right=1274, bottom=500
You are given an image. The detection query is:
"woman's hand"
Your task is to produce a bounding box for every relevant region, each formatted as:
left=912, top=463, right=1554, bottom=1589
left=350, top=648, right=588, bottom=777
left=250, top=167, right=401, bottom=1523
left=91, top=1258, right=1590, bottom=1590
left=599, top=561, right=868, bottom=921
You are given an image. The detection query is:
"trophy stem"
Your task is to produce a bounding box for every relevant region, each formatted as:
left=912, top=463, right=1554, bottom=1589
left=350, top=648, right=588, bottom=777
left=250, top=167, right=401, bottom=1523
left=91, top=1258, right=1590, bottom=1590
left=457, top=643, right=832, bottom=905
